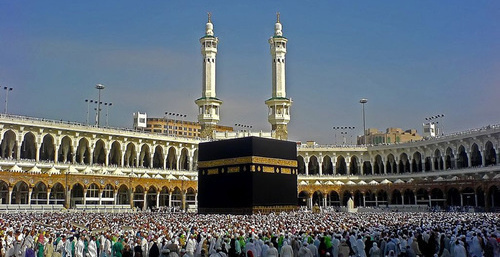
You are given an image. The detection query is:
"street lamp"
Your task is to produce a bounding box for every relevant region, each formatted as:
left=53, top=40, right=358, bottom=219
left=84, top=99, right=96, bottom=125
left=235, top=123, right=253, bottom=133
left=165, top=112, right=187, bottom=136
left=425, top=114, right=445, bottom=135
left=359, top=98, right=368, bottom=145
left=3, top=87, right=13, bottom=114
left=104, top=102, right=113, bottom=127
left=95, top=84, right=105, bottom=127
left=332, top=126, right=355, bottom=145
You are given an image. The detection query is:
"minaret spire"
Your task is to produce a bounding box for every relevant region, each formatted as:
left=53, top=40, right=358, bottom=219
left=266, top=14, right=292, bottom=140
left=196, top=13, right=222, bottom=139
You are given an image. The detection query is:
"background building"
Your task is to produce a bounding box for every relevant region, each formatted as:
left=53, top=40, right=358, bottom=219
left=142, top=117, right=233, bottom=138
left=357, top=127, right=422, bottom=145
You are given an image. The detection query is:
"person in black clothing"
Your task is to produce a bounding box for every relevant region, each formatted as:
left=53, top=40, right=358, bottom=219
left=150, top=240, right=160, bottom=257
left=134, top=239, right=144, bottom=257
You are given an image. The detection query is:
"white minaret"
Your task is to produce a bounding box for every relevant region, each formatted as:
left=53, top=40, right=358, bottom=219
left=195, top=13, right=222, bottom=139
left=265, top=13, right=292, bottom=140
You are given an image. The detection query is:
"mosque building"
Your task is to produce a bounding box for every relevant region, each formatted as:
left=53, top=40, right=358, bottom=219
left=0, top=14, right=498, bottom=213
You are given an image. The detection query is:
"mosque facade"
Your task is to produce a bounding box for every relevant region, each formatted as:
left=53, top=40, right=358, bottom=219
left=0, top=15, right=498, bottom=212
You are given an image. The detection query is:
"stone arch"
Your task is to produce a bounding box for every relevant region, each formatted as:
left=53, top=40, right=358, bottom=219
left=20, top=132, right=37, bottom=160
left=328, top=190, right=340, bottom=206
left=457, top=145, right=468, bottom=169
left=470, top=143, right=482, bottom=167
left=0, top=180, right=9, bottom=204
left=391, top=189, right=402, bottom=205
left=185, top=187, right=196, bottom=209
left=342, top=190, right=352, bottom=206
left=146, top=186, right=158, bottom=210
left=403, top=189, right=415, bottom=205
left=40, top=134, right=56, bottom=161
left=445, top=147, right=455, bottom=169
left=71, top=183, right=84, bottom=207
left=133, top=185, right=145, bottom=209
left=0, top=130, right=17, bottom=159
left=179, top=148, right=189, bottom=170
left=166, top=147, right=177, bottom=170
left=171, top=187, right=182, bottom=208
left=152, top=145, right=164, bottom=169
left=362, top=161, right=372, bottom=175
left=399, top=153, right=410, bottom=173
left=109, top=141, right=121, bottom=166
left=192, top=149, right=198, bottom=170
left=412, top=151, right=423, bottom=172
left=364, top=190, right=376, bottom=206
left=297, top=156, right=306, bottom=175
left=308, top=156, right=319, bottom=175
left=159, top=186, right=169, bottom=207
left=447, top=187, right=460, bottom=206
left=298, top=191, right=310, bottom=206
left=76, top=138, right=91, bottom=164
left=484, top=141, right=497, bottom=166
left=416, top=188, right=429, bottom=205
left=377, top=190, right=388, bottom=206
left=50, top=183, right=65, bottom=205
left=124, top=143, right=137, bottom=167
left=101, top=184, right=114, bottom=204
left=93, top=139, right=106, bottom=165
left=322, top=155, right=333, bottom=175
left=349, top=156, right=359, bottom=175
left=434, top=149, right=444, bottom=171
left=312, top=190, right=323, bottom=206
left=138, top=144, right=151, bottom=168
left=58, top=136, right=73, bottom=163
left=11, top=181, right=29, bottom=204
left=462, top=187, right=475, bottom=206
left=31, top=182, right=48, bottom=204
left=86, top=183, right=100, bottom=204
left=117, top=185, right=130, bottom=205
left=476, top=186, right=485, bottom=207
left=374, top=155, right=384, bottom=174
left=353, top=190, right=363, bottom=207
left=386, top=154, right=396, bottom=174
left=336, top=156, right=347, bottom=175
left=431, top=188, right=444, bottom=207
left=487, top=185, right=500, bottom=209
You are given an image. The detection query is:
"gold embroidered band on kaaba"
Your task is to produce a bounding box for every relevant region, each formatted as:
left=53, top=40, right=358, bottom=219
left=198, top=156, right=297, bottom=169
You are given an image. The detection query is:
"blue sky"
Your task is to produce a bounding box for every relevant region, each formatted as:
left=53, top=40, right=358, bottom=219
left=0, top=1, right=499, bottom=143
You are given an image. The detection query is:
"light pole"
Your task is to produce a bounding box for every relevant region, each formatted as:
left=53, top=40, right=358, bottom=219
left=3, top=87, right=13, bottom=114
left=104, top=102, right=113, bottom=127
left=95, top=84, right=105, bottom=127
left=84, top=99, right=95, bottom=125
left=425, top=114, right=445, bottom=136
left=333, top=126, right=355, bottom=145
left=165, top=112, right=187, bottom=136
left=235, top=123, right=253, bottom=134
left=359, top=98, right=368, bottom=145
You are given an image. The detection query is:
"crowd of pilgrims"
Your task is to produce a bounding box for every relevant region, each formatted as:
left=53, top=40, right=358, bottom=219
left=0, top=211, right=498, bottom=257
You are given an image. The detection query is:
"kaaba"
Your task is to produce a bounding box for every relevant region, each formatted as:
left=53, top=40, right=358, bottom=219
left=197, top=136, right=298, bottom=214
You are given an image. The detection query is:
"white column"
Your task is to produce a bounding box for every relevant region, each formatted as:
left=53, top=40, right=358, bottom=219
left=156, top=193, right=160, bottom=208
left=475, top=193, right=478, bottom=207
left=168, top=192, right=172, bottom=207
left=363, top=195, right=366, bottom=207
left=318, top=160, right=323, bottom=176
left=375, top=195, right=378, bottom=207
left=114, top=191, right=118, bottom=206
left=47, top=190, right=50, bottom=205
left=83, top=189, right=87, bottom=206
left=176, top=156, right=181, bottom=170
left=8, top=187, right=12, bottom=204
left=143, top=192, right=147, bottom=211
left=99, top=190, right=102, bottom=205
left=305, top=159, right=309, bottom=175
left=428, top=194, right=432, bottom=207
left=467, top=152, right=472, bottom=167
left=460, top=193, right=464, bottom=207
left=28, top=188, right=33, bottom=205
